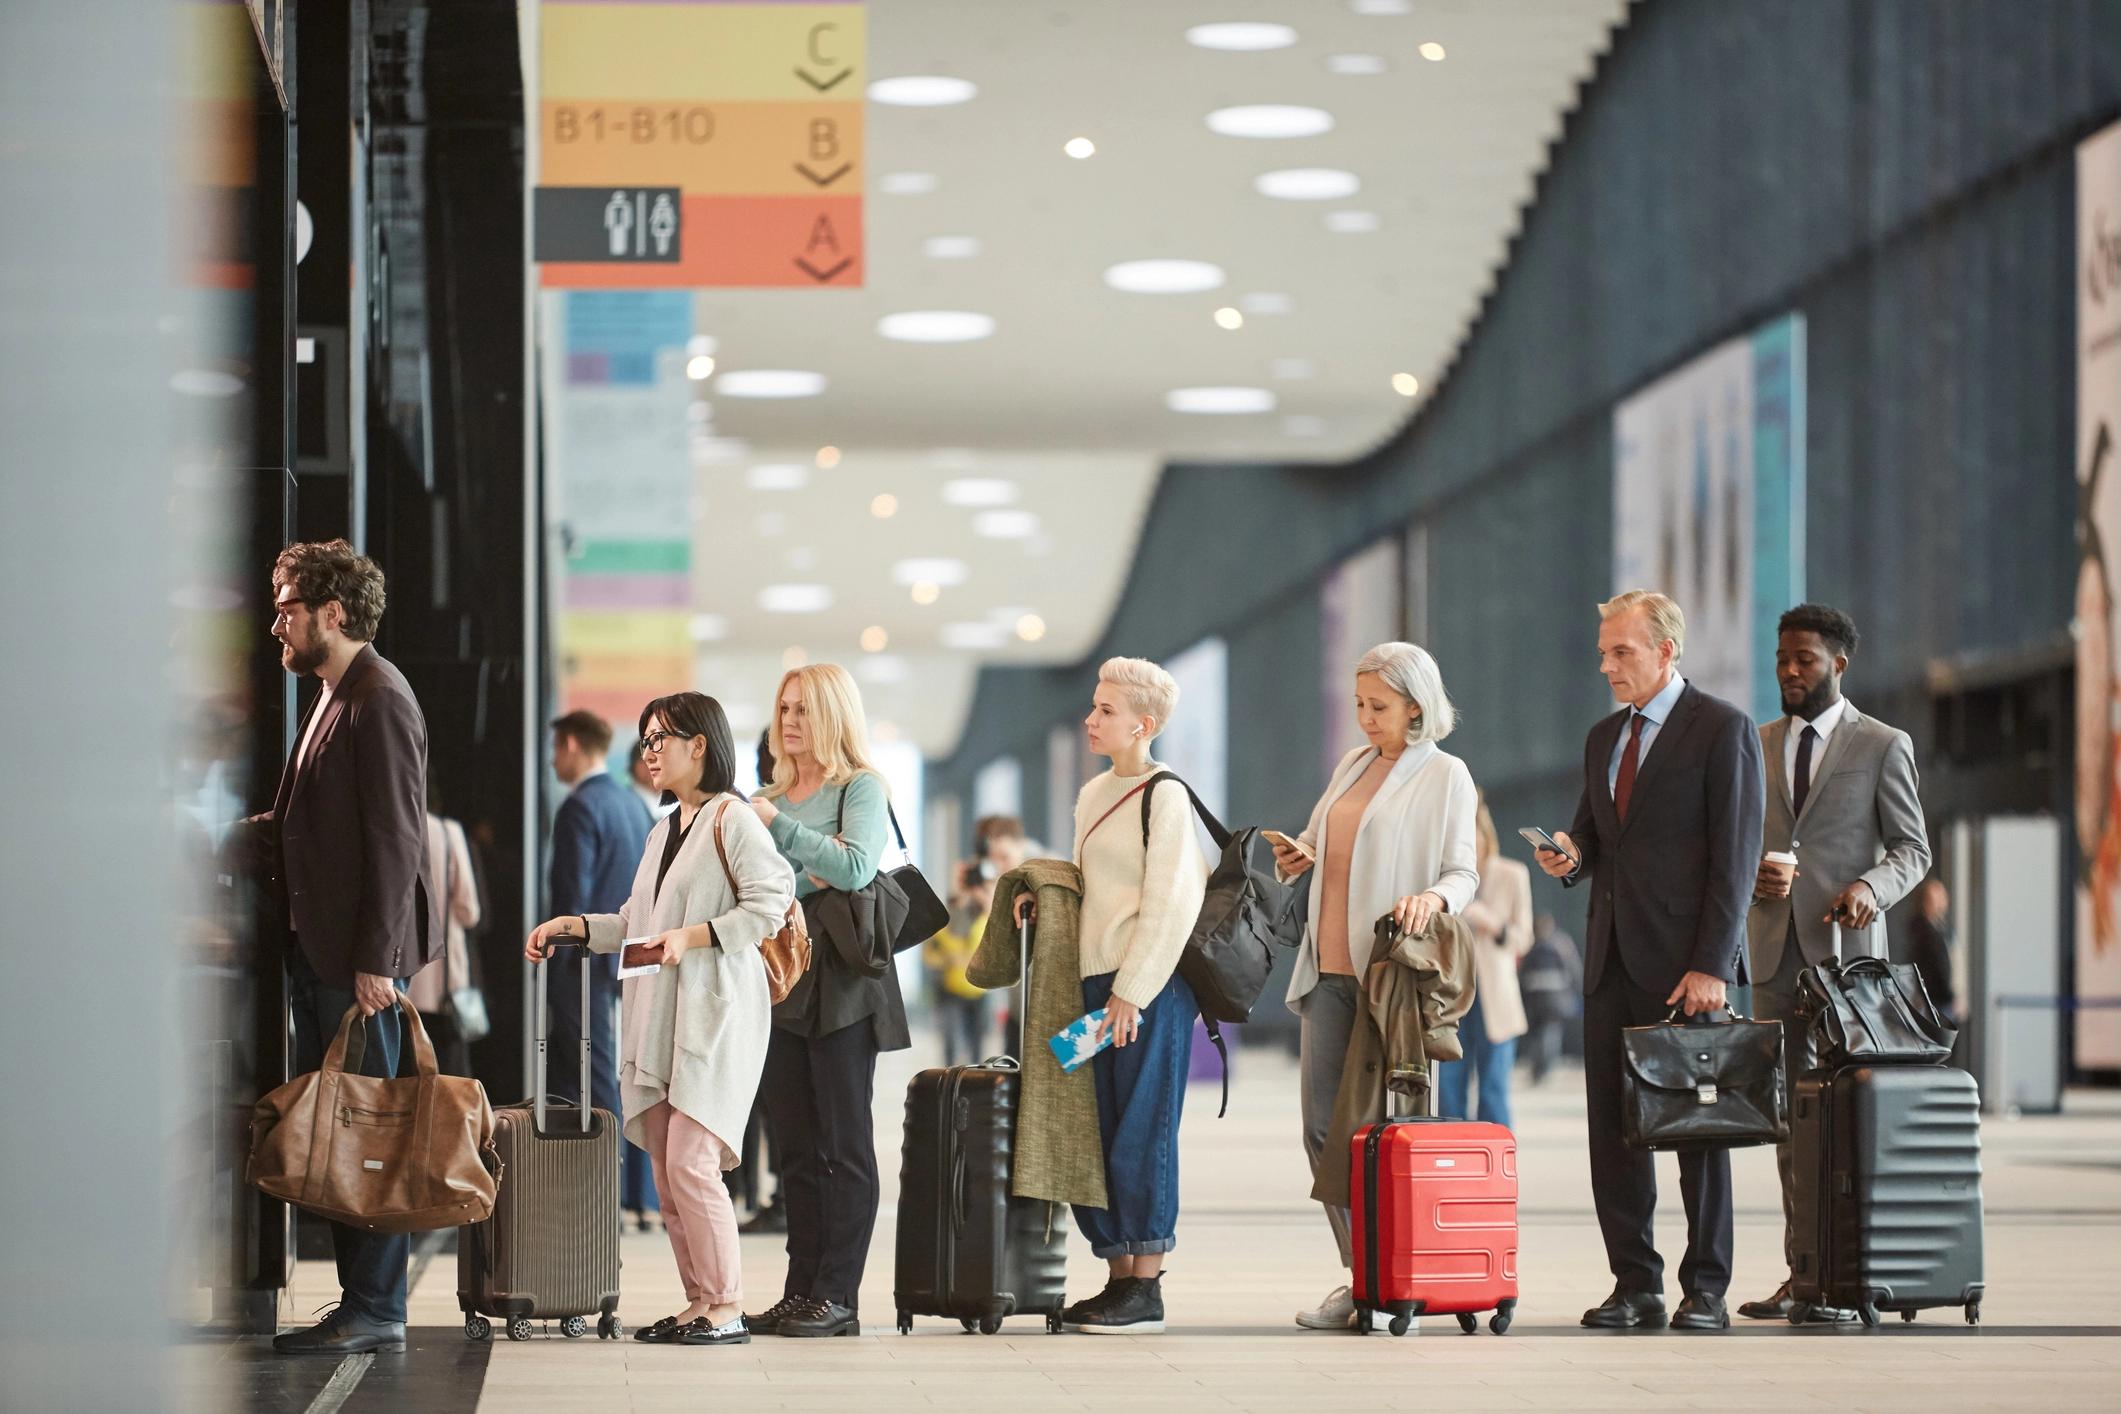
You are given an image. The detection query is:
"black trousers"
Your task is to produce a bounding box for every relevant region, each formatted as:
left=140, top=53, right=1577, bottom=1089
left=762, top=1021, right=880, bottom=1308
left=1582, top=958, right=1735, bottom=1300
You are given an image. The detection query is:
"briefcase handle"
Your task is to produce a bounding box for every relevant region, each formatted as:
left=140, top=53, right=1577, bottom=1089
left=1660, top=1005, right=1749, bottom=1025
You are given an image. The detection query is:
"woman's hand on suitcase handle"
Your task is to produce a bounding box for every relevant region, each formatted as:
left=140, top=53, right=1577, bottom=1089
left=1013, top=892, right=1036, bottom=929
left=1098, top=996, right=1143, bottom=1049
left=524, top=915, right=582, bottom=962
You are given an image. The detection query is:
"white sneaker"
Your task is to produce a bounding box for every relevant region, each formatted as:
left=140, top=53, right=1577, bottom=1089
left=1296, top=1284, right=1357, bottom=1330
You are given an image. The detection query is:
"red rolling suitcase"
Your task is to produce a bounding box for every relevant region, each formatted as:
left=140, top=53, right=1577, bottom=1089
left=1349, top=1098, right=1519, bottom=1337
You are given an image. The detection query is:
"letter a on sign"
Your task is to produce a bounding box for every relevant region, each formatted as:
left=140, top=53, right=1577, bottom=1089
left=806, top=216, right=841, bottom=255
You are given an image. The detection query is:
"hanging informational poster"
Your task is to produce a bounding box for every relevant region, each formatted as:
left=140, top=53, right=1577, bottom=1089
left=1612, top=314, right=1806, bottom=724
left=2073, top=118, right=2121, bottom=1068
left=1319, top=539, right=1403, bottom=778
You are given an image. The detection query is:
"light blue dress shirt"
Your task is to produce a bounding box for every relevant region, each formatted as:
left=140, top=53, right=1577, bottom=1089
left=1606, top=672, right=1687, bottom=794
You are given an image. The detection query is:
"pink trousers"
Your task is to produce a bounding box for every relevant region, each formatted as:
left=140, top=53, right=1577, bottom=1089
left=639, top=1102, right=740, bottom=1305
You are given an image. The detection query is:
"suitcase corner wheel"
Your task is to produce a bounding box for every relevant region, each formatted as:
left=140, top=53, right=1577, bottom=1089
left=464, top=1315, right=491, bottom=1342
left=1046, top=1309, right=1065, bottom=1335
left=599, top=1313, right=621, bottom=1340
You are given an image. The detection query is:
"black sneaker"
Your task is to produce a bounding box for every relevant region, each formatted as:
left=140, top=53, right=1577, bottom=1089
left=1060, top=1277, right=1126, bottom=1328
left=744, top=1294, right=810, bottom=1335
left=1073, top=1275, right=1164, bottom=1335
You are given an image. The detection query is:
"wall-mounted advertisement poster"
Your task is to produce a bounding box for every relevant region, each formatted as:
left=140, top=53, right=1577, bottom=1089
left=2073, top=119, right=2121, bottom=1069
left=1612, top=314, right=1806, bottom=724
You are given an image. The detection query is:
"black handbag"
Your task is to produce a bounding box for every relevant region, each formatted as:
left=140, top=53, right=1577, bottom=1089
left=1621, top=1009, right=1789, bottom=1152
left=882, top=804, right=949, bottom=954
left=1795, top=955, right=1956, bottom=1068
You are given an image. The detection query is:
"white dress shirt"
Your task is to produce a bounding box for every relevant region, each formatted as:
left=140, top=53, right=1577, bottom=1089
left=1784, top=695, right=1851, bottom=802
left=1606, top=672, right=1687, bottom=793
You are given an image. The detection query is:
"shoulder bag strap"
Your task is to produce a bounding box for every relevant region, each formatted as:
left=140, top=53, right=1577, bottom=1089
left=1076, top=779, right=1155, bottom=863
left=1137, top=771, right=1233, bottom=850
left=710, top=798, right=739, bottom=895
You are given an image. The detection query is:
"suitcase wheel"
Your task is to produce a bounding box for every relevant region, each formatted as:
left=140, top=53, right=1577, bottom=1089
left=1490, top=1299, right=1515, bottom=1336
left=1046, top=1311, right=1064, bottom=1335
left=598, top=1314, right=619, bottom=1340
left=1786, top=1301, right=1812, bottom=1327
left=1857, top=1302, right=1880, bottom=1329
left=1966, top=1301, right=1981, bottom=1327
left=561, top=1315, right=589, bottom=1339
left=958, top=1317, right=977, bottom=1334
left=896, top=1311, right=912, bottom=1335
left=1389, top=1313, right=1413, bottom=1337
left=1352, top=1308, right=1372, bottom=1336
left=979, top=1315, right=1004, bottom=1336
left=463, top=1316, right=492, bottom=1343
left=506, top=1316, right=534, bottom=1342
left=1455, top=1312, right=1478, bottom=1335
left=1901, top=1309, right=1917, bottom=1324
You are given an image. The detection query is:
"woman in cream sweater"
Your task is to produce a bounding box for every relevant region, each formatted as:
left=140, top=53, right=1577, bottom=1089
left=1270, top=642, right=1481, bottom=1331
left=526, top=692, right=795, bottom=1348
left=1019, top=656, right=1208, bottom=1334
left=1434, top=797, right=1533, bottom=1130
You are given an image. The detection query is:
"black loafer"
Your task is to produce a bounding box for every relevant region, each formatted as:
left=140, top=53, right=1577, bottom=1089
left=1581, top=1288, right=1668, bottom=1330
left=634, top=1314, right=685, bottom=1343
left=777, top=1300, right=860, bottom=1337
left=678, top=1316, right=751, bottom=1346
left=1672, top=1292, right=1730, bottom=1331
left=273, top=1310, right=406, bottom=1354
left=745, top=1294, right=809, bottom=1335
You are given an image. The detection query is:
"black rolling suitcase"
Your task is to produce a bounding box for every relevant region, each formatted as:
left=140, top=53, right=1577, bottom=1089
left=892, top=919, right=1068, bottom=1334
left=1788, top=1064, right=1985, bottom=1326
left=458, top=941, right=623, bottom=1342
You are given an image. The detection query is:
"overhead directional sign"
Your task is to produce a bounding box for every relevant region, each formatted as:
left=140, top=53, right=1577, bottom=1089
left=537, top=1, right=865, bottom=288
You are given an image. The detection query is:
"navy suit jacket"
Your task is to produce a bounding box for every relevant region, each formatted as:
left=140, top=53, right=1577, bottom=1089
left=550, top=772, right=654, bottom=987
left=1564, top=681, right=1766, bottom=1000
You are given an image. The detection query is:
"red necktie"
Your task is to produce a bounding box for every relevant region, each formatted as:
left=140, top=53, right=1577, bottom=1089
left=1614, top=713, right=1647, bottom=822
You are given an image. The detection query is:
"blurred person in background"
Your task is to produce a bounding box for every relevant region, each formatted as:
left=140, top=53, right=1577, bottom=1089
left=407, top=794, right=482, bottom=1075
left=926, top=816, right=1029, bottom=1067
left=733, top=725, right=786, bottom=1232
left=1435, top=796, right=1532, bottom=1130
left=1517, top=913, right=1583, bottom=1085
left=1904, top=878, right=1958, bottom=1026
left=1271, top=641, right=1480, bottom=1331
left=630, top=738, right=670, bottom=818
left=746, top=665, right=905, bottom=1339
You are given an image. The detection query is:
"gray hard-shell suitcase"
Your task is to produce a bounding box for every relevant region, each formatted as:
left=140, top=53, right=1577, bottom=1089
left=1788, top=1064, right=1985, bottom=1326
left=892, top=918, right=1068, bottom=1334
left=458, top=941, right=622, bottom=1341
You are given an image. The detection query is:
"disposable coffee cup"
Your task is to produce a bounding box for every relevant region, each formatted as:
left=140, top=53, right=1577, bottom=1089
left=1764, top=851, right=1797, bottom=867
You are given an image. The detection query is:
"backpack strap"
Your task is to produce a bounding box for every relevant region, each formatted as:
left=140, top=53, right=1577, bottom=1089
left=1138, top=771, right=1233, bottom=851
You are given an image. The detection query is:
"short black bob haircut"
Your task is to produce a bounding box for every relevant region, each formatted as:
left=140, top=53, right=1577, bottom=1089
left=1778, top=603, right=1860, bottom=660
left=637, top=692, right=737, bottom=799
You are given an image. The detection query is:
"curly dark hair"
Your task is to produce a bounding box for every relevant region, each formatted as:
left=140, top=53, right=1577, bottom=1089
left=1778, top=602, right=1859, bottom=659
left=273, top=539, right=388, bottom=641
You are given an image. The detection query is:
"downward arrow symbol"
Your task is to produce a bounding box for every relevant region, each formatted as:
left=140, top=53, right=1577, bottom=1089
left=795, top=68, right=853, bottom=93
left=795, top=162, right=853, bottom=188
left=794, top=257, right=853, bottom=283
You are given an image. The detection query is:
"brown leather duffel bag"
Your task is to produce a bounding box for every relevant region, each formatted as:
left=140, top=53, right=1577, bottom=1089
left=248, top=993, right=499, bottom=1232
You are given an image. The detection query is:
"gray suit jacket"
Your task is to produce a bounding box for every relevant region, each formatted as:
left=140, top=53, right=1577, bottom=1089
left=1747, top=702, right=1931, bottom=980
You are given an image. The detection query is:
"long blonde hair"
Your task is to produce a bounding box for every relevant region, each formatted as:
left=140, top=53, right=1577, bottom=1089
left=760, top=662, right=885, bottom=799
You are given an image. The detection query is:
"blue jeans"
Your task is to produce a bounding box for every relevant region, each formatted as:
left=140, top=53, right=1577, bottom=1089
left=287, top=948, right=411, bottom=1323
left=1070, top=970, right=1197, bottom=1260
left=1436, top=989, right=1517, bottom=1132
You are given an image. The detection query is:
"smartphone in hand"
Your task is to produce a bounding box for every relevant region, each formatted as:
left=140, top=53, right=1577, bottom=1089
left=1262, top=829, right=1315, bottom=860
left=1517, top=826, right=1577, bottom=865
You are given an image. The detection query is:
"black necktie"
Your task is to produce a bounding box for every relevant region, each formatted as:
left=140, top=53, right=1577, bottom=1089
left=1793, top=724, right=1818, bottom=818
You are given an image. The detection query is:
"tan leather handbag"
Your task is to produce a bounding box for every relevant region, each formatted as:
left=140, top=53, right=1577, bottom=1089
left=248, top=994, right=500, bottom=1232
left=712, top=798, right=811, bottom=1004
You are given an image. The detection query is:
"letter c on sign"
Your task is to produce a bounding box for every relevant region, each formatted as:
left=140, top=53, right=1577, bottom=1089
left=809, top=23, right=837, bottom=66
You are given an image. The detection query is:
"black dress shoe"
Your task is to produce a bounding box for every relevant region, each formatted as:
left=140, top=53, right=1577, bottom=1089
left=273, top=1310, right=406, bottom=1354
left=634, top=1314, right=685, bottom=1343
left=777, top=1300, right=860, bottom=1338
left=1581, top=1288, right=1668, bottom=1329
left=1737, top=1280, right=1795, bottom=1321
left=1672, top=1292, right=1730, bottom=1331
left=738, top=1204, right=788, bottom=1235
left=744, top=1294, right=808, bottom=1335
left=677, top=1315, right=751, bottom=1346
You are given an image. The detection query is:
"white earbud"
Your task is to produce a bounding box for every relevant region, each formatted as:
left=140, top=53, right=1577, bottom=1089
left=1131, top=725, right=1144, bottom=738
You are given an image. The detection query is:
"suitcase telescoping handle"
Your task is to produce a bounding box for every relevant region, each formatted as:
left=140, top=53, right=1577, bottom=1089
left=533, top=939, right=593, bottom=1136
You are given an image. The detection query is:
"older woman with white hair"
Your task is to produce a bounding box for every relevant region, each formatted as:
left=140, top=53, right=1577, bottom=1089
left=1018, top=655, right=1209, bottom=1334
left=1270, top=641, right=1481, bottom=1331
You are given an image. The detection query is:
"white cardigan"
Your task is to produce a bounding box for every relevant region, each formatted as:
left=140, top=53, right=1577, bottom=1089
left=585, top=795, right=795, bottom=1161
left=1461, top=856, right=1534, bottom=1043
left=1285, top=743, right=1481, bottom=1011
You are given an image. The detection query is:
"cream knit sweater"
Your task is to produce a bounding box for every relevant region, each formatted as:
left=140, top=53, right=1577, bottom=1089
left=1072, top=765, right=1210, bottom=1008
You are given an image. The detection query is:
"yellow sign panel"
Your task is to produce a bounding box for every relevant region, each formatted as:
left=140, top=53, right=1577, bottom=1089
left=542, top=4, right=865, bottom=104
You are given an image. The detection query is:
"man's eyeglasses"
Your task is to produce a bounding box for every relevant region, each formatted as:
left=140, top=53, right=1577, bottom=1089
left=640, top=729, right=695, bottom=756
left=271, top=597, right=320, bottom=626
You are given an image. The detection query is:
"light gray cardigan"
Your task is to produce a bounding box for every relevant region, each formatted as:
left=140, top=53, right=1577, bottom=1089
left=585, top=794, right=795, bottom=1162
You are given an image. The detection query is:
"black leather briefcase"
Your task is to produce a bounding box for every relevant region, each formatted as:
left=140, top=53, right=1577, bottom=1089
left=1622, top=1010, right=1789, bottom=1152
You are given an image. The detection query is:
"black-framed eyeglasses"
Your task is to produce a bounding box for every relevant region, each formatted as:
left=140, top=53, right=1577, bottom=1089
left=271, top=597, right=320, bottom=625
left=640, top=729, right=696, bottom=756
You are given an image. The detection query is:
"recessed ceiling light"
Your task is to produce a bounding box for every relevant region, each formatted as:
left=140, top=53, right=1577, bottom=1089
left=689, top=613, right=728, bottom=642
left=755, top=512, right=788, bottom=537
left=1270, top=357, right=1315, bottom=380
left=1392, top=372, right=1421, bottom=397
left=1325, top=210, right=1381, bottom=234
left=974, top=510, right=1041, bottom=540
left=1064, top=137, right=1097, bottom=159
left=685, top=354, right=716, bottom=380
left=860, top=626, right=889, bottom=653
left=857, top=654, right=909, bottom=684
left=942, top=477, right=1017, bottom=507
left=879, top=172, right=938, bottom=195
left=1205, top=105, right=1335, bottom=139
left=1214, top=307, right=1244, bottom=330
left=1104, top=258, right=1226, bottom=294
left=815, top=445, right=841, bottom=469
left=941, top=621, right=1008, bottom=650
left=781, top=645, right=808, bottom=670
left=759, top=584, right=831, bottom=613
left=1419, top=41, right=1447, bottom=62
left=877, top=310, right=996, bottom=343
left=1186, top=21, right=1298, bottom=51
left=1255, top=168, right=1361, bottom=201
left=1167, top=386, right=1276, bottom=414
left=1016, top=614, right=1047, bottom=643
left=1241, top=292, right=1294, bottom=316
left=924, top=235, right=981, bottom=259
left=1283, top=415, right=1326, bottom=437
left=871, top=493, right=898, bottom=518
left=1350, top=0, right=1411, bottom=15
left=717, top=369, right=826, bottom=399
left=1327, top=52, right=1388, bottom=76
left=747, top=463, right=809, bottom=491
left=910, top=582, right=941, bottom=606
left=894, top=557, right=969, bottom=587
left=868, top=75, right=978, bottom=107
